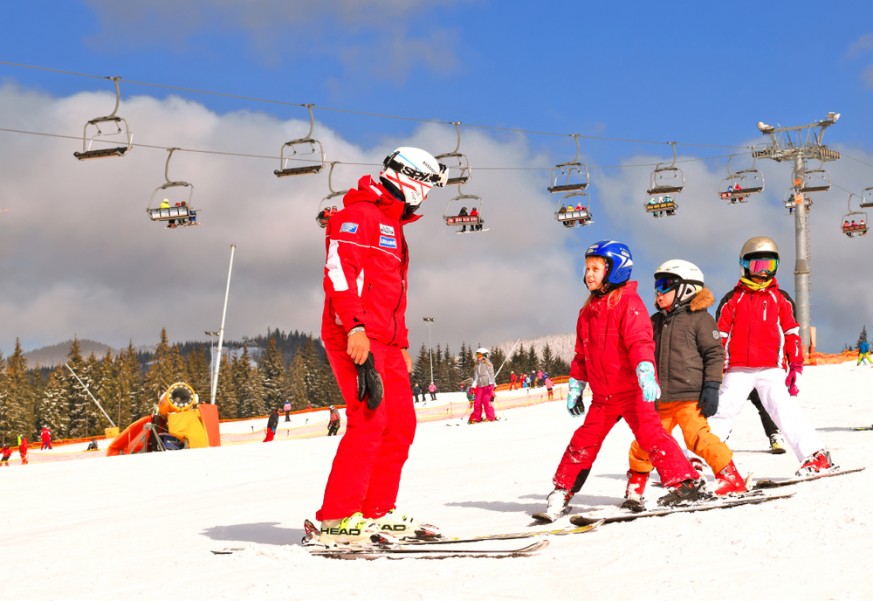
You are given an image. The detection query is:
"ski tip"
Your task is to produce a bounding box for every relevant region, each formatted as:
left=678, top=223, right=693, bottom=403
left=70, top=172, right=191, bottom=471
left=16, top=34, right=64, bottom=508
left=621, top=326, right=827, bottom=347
left=568, top=515, right=603, bottom=527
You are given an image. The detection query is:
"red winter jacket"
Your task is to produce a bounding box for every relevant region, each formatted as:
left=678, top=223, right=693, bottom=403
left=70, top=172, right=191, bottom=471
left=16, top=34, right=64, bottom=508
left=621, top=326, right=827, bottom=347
left=321, top=175, right=421, bottom=349
left=716, top=278, right=802, bottom=369
left=569, top=281, right=657, bottom=399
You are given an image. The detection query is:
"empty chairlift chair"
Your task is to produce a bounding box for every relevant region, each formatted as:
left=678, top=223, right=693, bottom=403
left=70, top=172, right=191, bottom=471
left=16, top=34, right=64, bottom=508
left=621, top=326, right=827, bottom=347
left=73, top=76, right=133, bottom=160
left=274, top=104, right=325, bottom=177
left=316, top=162, right=349, bottom=229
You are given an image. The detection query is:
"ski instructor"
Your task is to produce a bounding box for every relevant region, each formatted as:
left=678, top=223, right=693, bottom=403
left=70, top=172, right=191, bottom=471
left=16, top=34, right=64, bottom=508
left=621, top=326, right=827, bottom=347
left=315, top=147, right=447, bottom=545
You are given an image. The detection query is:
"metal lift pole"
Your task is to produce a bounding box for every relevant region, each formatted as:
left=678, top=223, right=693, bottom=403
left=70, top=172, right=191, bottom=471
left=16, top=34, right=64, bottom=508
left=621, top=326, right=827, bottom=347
left=210, top=243, right=236, bottom=405
left=792, top=154, right=812, bottom=351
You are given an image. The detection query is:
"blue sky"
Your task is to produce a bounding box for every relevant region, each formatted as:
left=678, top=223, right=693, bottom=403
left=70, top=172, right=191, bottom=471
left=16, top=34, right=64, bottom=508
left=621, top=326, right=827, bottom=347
left=1, top=0, right=872, bottom=356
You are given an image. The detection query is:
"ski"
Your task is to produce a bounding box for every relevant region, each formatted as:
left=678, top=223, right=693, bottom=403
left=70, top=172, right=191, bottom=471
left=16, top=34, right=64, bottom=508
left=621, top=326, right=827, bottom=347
left=851, top=427, right=873, bottom=431
left=301, top=517, right=602, bottom=548
left=307, top=538, right=549, bottom=560
left=568, top=489, right=795, bottom=526
left=753, top=466, right=865, bottom=489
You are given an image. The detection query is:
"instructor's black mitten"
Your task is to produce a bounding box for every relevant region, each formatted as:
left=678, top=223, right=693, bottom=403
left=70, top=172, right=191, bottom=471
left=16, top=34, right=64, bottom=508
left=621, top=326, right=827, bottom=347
left=356, top=352, right=384, bottom=410
left=698, top=381, right=720, bottom=418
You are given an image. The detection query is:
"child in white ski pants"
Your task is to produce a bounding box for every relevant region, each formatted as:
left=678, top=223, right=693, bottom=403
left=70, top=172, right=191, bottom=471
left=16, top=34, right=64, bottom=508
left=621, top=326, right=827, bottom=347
left=707, top=367, right=824, bottom=461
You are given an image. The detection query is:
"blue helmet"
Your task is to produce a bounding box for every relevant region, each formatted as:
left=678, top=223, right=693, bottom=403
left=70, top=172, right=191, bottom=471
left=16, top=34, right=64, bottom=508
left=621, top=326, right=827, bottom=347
left=585, top=240, right=633, bottom=287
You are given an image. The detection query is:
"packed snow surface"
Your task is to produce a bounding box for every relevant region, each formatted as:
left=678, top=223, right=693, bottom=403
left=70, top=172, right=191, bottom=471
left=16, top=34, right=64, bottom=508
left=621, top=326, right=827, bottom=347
left=4, top=362, right=873, bottom=601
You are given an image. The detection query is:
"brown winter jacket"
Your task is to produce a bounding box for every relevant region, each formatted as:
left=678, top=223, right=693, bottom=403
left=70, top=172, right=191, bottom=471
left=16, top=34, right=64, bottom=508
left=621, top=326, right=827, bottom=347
left=651, top=287, right=725, bottom=403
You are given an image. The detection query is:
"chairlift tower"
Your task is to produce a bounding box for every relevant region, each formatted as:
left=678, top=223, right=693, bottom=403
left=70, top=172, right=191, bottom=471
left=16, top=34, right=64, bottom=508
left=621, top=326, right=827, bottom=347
left=752, top=113, right=841, bottom=352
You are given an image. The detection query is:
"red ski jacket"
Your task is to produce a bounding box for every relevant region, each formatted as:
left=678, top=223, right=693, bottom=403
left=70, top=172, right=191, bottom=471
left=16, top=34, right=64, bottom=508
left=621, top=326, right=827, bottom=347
left=716, top=278, right=802, bottom=369
left=321, top=175, right=421, bottom=349
left=569, top=281, right=657, bottom=399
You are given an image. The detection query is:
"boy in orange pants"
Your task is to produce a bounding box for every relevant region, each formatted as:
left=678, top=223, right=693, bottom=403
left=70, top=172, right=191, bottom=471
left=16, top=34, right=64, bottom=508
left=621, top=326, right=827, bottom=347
left=625, top=260, right=746, bottom=510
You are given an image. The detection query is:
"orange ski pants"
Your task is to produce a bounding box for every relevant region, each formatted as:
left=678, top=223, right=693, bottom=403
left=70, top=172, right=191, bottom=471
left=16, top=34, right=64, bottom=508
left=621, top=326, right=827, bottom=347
left=629, top=400, right=733, bottom=475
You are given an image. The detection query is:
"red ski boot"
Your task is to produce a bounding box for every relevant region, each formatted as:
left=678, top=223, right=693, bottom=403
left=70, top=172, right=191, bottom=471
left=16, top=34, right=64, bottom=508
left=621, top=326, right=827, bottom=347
left=714, top=460, right=748, bottom=495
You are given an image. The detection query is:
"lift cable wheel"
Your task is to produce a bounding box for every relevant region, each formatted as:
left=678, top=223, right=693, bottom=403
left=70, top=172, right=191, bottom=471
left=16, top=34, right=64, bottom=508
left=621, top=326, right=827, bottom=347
left=73, top=76, right=133, bottom=160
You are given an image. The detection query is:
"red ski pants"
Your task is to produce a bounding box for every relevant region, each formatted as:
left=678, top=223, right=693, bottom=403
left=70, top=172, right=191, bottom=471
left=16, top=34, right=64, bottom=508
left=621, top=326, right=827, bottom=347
left=316, top=340, right=416, bottom=521
left=470, top=385, right=496, bottom=422
left=628, top=400, right=733, bottom=475
left=553, top=390, right=698, bottom=491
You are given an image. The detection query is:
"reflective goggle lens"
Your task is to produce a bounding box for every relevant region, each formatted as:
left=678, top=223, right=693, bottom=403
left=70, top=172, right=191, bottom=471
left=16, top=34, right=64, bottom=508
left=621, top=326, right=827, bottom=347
left=654, top=277, right=680, bottom=294
left=742, top=258, right=778, bottom=275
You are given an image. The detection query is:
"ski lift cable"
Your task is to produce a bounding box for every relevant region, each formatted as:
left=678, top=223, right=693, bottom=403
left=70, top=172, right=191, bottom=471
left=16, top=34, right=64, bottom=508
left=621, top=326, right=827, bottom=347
left=0, top=60, right=746, bottom=151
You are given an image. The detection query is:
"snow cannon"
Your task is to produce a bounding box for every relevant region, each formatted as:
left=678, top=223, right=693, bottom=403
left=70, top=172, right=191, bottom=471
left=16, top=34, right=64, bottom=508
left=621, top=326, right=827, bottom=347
left=107, top=382, right=220, bottom=456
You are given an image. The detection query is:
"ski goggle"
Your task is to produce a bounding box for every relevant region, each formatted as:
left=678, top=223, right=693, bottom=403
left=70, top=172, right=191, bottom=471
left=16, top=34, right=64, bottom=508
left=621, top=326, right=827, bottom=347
left=741, top=257, right=779, bottom=275
left=654, top=277, right=681, bottom=295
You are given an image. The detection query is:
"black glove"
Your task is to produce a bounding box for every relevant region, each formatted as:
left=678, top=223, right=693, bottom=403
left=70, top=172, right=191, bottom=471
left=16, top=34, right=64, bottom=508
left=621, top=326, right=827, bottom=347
left=356, top=352, right=384, bottom=410
left=568, top=397, right=586, bottom=416
left=698, top=381, right=720, bottom=418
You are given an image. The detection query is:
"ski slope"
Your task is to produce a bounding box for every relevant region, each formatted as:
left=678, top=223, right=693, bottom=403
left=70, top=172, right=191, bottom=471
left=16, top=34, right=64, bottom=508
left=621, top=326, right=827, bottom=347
left=4, top=362, right=872, bottom=601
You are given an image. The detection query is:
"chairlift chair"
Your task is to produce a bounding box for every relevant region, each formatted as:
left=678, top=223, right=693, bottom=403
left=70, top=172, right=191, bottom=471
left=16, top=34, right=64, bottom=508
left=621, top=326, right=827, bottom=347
left=73, top=76, right=133, bottom=160
left=555, top=190, right=593, bottom=228
left=861, top=186, right=873, bottom=209
left=720, top=156, right=764, bottom=203
left=646, top=142, right=685, bottom=196
left=548, top=134, right=590, bottom=194
left=841, top=193, right=869, bottom=238
left=316, top=162, right=349, bottom=228
left=146, top=148, right=197, bottom=228
left=798, top=168, right=831, bottom=193
left=274, top=104, right=325, bottom=177
left=783, top=189, right=811, bottom=215
left=443, top=184, right=488, bottom=233
left=435, top=122, right=472, bottom=186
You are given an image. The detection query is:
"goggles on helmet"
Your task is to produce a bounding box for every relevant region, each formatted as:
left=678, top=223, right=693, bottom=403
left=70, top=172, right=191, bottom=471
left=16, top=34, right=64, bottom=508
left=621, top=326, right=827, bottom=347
left=654, top=277, right=681, bottom=295
left=741, top=257, right=779, bottom=276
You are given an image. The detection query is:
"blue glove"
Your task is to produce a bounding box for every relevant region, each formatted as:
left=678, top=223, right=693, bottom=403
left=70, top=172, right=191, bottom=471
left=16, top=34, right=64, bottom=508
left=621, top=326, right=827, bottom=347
left=635, top=362, right=661, bottom=403
left=566, top=377, right=587, bottom=416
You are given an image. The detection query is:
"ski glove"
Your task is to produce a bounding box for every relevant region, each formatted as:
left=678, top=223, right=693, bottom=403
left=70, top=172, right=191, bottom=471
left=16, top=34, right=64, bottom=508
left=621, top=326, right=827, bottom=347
left=566, top=377, right=587, bottom=416
left=785, top=363, right=803, bottom=397
left=356, top=352, right=384, bottom=410
left=698, top=381, right=720, bottom=418
left=635, top=362, right=661, bottom=402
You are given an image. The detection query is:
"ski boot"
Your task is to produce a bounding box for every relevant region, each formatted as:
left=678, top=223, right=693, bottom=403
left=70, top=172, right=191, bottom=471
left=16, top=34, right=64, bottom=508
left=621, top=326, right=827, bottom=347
left=690, top=456, right=705, bottom=475
left=533, top=489, right=572, bottom=522
left=316, top=512, right=385, bottom=546
left=714, top=460, right=748, bottom=495
left=796, top=450, right=836, bottom=477
left=369, top=509, right=441, bottom=541
left=769, top=433, right=787, bottom=455
left=621, top=470, right=649, bottom=512
left=657, top=479, right=713, bottom=507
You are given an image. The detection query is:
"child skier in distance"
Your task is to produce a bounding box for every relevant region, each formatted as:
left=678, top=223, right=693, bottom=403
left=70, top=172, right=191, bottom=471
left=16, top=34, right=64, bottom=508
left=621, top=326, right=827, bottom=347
left=624, top=259, right=746, bottom=511
left=469, top=348, right=497, bottom=423
left=539, top=241, right=708, bottom=521
left=1, top=444, right=12, bottom=466
left=708, top=236, right=835, bottom=476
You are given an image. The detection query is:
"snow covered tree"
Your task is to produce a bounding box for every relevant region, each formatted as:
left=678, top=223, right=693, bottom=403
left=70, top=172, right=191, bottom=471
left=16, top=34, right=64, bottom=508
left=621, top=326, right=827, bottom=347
left=232, top=346, right=265, bottom=418
left=858, top=326, right=868, bottom=346
left=413, top=343, right=431, bottom=386
left=35, top=367, right=67, bottom=440
left=259, top=337, right=289, bottom=413
left=118, top=343, right=145, bottom=425
left=5, top=339, right=35, bottom=439
left=143, top=329, right=187, bottom=404
left=286, top=351, right=308, bottom=410
left=214, top=353, right=238, bottom=418
left=490, top=346, right=507, bottom=383
left=185, top=346, right=211, bottom=404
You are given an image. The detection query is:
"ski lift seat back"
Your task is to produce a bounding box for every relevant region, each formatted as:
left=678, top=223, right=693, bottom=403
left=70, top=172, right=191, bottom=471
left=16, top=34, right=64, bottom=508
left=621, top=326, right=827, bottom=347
left=73, top=77, right=133, bottom=160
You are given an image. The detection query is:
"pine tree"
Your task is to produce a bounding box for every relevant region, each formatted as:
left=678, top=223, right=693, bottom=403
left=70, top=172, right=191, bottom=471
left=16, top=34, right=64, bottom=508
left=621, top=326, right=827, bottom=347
left=119, top=342, right=145, bottom=425
left=36, top=367, right=67, bottom=440
left=490, top=346, right=507, bottom=383
left=185, top=346, right=211, bottom=404
left=259, top=337, right=288, bottom=413
left=541, top=343, right=556, bottom=375
left=0, top=350, right=9, bottom=444
left=510, top=342, right=527, bottom=377
left=286, top=352, right=308, bottom=410
left=5, top=339, right=34, bottom=439
left=859, top=326, right=868, bottom=346
left=232, top=346, right=265, bottom=418
left=214, top=353, right=238, bottom=418
left=143, top=329, right=186, bottom=406
left=64, top=338, right=93, bottom=439
left=413, top=343, right=430, bottom=386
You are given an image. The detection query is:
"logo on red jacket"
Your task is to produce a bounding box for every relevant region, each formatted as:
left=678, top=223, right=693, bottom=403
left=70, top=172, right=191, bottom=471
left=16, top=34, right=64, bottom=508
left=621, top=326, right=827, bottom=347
left=379, top=235, right=397, bottom=249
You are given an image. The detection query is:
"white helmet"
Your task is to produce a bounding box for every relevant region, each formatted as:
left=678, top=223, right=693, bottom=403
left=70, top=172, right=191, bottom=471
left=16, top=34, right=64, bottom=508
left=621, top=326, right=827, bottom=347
left=475, top=347, right=489, bottom=357
left=380, top=147, right=448, bottom=208
left=654, top=259, right=704, bottom=307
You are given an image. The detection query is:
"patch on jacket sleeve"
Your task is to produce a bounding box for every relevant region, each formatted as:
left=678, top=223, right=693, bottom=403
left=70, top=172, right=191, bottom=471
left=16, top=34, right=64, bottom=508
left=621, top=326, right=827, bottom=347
left=712, top=330, right=720, bottom=340
left=379, top=235, right=397, bottom=249
left=339, top=222, right=359, bottom=234
left=379, top=224, right=395, bottom=236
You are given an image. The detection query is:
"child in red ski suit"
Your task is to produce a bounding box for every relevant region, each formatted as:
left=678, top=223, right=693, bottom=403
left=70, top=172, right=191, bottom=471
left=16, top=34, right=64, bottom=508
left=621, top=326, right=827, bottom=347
left=540, top=241, right=706, bottom=520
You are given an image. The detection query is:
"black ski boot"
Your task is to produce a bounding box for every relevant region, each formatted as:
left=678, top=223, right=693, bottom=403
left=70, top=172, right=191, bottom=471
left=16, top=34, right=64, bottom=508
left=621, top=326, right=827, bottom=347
left=657, top=478, right=713, bottom=507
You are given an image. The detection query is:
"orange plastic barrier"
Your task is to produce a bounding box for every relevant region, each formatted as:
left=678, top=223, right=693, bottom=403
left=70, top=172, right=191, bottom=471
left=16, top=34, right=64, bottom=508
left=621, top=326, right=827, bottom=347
left=106, top=415, right=151, bottom=456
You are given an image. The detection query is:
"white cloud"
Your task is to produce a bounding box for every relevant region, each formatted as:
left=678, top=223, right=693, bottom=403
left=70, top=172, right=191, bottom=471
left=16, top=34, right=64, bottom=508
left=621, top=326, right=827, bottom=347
left=1, top=84, right=870, bottom=356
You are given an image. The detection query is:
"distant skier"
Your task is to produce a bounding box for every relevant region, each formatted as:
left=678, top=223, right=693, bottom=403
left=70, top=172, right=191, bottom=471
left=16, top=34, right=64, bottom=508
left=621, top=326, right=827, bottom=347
left=708, top=236, right=836, bottom=476
left=468, top=348, right=497, bottom=423
left=857, top=339, right=871, bottom=366
left=40, top=426, right=52, bottom=450
left=263, top=408, right=279, bottom=442
left=1, top=444, right=11, bottom=466
left=327, top=405, right=340, bottom=436
left=538, top=240, right=707, bottom=522
left=19, top=436, right=28, bottom=465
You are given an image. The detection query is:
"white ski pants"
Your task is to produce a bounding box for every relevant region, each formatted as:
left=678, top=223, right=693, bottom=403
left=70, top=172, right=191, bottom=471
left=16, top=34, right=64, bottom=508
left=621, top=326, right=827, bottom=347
left=708, top=367, right=823, bottom=461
